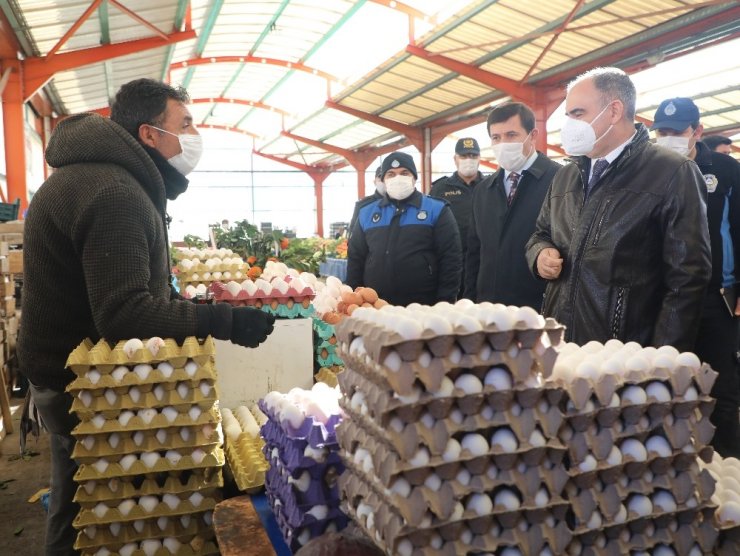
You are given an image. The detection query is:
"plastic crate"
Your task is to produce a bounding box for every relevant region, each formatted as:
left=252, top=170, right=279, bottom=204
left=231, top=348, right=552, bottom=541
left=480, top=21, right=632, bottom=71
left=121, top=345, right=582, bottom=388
left=0, top=199, right=20, bottom=222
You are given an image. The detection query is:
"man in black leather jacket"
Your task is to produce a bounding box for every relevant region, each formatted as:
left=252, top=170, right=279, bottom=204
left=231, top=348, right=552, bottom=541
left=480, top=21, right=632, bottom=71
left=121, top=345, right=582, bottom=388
left=526, top=68, right=711, bottom=351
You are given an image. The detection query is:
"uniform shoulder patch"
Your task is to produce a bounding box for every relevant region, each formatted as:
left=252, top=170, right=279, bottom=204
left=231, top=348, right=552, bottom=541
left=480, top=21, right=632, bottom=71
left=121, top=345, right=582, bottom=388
left=417, top=210, right=428, bottom=221
left=372, top=212, right=381, bottom=223
left=704, top=174, right=718, bottom=193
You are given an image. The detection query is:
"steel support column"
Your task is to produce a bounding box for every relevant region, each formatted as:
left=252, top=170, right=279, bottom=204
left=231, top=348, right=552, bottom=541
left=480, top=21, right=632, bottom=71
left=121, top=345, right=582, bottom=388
left=2, top=63, right=27, bottom=211
left=421, top=128, right=432, bottom=194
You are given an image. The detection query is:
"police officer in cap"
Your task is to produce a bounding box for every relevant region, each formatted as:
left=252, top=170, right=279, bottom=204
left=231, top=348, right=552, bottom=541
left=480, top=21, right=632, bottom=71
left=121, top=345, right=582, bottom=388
left=348, top=165, right=385, bottom=239
left=347, top=152, right=462, bottom=306
left=653, top=96, right=740, bottom=458
left=430, top=138, right=486, bottom=294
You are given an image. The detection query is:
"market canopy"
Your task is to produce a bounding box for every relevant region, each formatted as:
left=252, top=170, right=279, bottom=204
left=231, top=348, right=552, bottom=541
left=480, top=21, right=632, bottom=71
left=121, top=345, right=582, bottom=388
left=2, top=0, right=739, bottom=173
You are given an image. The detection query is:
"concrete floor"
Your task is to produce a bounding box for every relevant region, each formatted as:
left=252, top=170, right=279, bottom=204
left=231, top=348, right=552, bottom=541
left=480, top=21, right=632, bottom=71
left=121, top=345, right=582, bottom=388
left=0, top=396, right=50, bottom=556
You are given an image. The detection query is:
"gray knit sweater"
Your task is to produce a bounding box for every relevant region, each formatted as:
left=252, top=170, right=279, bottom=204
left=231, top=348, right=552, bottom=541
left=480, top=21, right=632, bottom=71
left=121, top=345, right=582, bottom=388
left=18, top=113, right=229, bottom=391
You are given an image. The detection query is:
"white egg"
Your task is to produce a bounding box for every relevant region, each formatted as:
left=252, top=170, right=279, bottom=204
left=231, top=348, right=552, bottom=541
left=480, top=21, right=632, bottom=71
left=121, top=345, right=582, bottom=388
left=111, top=366, right=128, bottom=381
left=645, top=381, right=672, bottom=402
left=141, top=539, right=162, bottom=556
left=646, top=436, right=672, bottom=458
left=163, top=493, right=180, bottom=510
left=454, top=373, right=483, bottom=394
left=91, top=414, right=106, bottom=429
left=390, top=477, right=411, bottom=497
left=188, top=406, right=202, bottom=421
left=155, top=428, right=168, bottom=445
left=718, top=501, right=740, bottom=525
left=466, top=493, right=493, bottom=516
left=578, top=454, right=597, bottom=472
left=92, top=459, right=109, bottom=473
left=535, top=487, right=550, bottom=507
left=140, top=452, right=159, bottom=469
left=117, top=499, right=135, bottom=516
left=145, top=337, right=165, bottom=357
left=139, top=495, right=159, bottom=514
left=163, top=537, right=182, bottom=554
left=529, top=428, right=546, bottom=448
left=456, top=468, right=471, bottom=486
left=409, top=447, right=431, bottom=466
left=120, top=454, right=137, bottom=471
left=92, top=502, right=109, bottom=519
left=621, top=385, right=647, bottom=405
left=652, top=490, right=677, bottom=513
left=184, top=360, right=199, bottom=376
left=79, top=391, right=93, bottom=407
left=132, top=520, right=145, bottom=533
left=138, top=408, right=157, bottom=424
left=133, top=364, right=153, bottom=380
left=176, top=382, right=190, bottom=400
left=675, top=352, right=701, bottom=371
left=461, top=433, right=489, bottom=456
left=627, top=494, right=653, bottom=517
left=162, top=406, right=179, bottom=423
left=81, top=435, right=95, bottom=451
left=491, top=428, right=518, bottom=452
left=191, top=448, right=206, bottom=464
left=157, top=362, right=174, bottom=378
left=443, top=438, right=462, bottom=462
left=684, top=385, right=699, bottom=401
left=621, top=438, right=648, bottom=461
left=607, top=445, right=623, bottom=466
left=107, top=433, right=120, bottom=450
left=86, top=369, right=102, bottom=385
left=494, top=488, right=521, bottom=510
left=123, top=338, right=144, bottom=359
left=165, top=450, right=182, bottom=466
left=157, top=516, right=169, bottom=531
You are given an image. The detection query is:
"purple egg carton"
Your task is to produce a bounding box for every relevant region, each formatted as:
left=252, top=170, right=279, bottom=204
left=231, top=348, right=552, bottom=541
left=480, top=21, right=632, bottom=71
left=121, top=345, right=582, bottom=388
left=268, top=491, right=349, bottom=551
left=262, top=435, right=343, bottom=472
left=266, top=481, right=344, bottom=530
left=262, top=418, right=339, bottom=452
left=266, top=465, right=341, bottom=506
left=258, top=399, right=343, bottom=448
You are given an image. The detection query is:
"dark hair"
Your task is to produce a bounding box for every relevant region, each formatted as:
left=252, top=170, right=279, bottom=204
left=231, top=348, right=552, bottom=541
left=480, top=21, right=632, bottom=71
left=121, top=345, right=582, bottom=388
left=110, top=78, right=190, bottom=139
left=374, top=165, right=382, bottom=178
left=703, top=135, right=732, bottom=151
left=569, top=67, right=636, bottom=121
left=487, top=102, right=536, bottom=134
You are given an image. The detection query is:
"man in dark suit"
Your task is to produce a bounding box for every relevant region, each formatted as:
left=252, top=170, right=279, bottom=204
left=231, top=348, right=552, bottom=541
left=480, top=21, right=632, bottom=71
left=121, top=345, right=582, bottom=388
left=465, top=102, right=560, bottom=308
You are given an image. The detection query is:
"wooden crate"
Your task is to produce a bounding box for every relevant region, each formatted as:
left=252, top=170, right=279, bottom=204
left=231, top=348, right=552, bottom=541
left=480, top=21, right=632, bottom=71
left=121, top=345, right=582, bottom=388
left=0, top=297, right=15, bottom=317
left=7, top=251, right=22, bottom=274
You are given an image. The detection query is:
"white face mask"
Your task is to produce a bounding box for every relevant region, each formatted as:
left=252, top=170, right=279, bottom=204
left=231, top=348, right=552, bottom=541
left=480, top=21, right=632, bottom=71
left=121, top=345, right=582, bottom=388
left=656, top=135, right=692, bottom=157
left=457, top=158, right=479, bottom=177
left=151, top=126, right=204, bottom=176
left=374, top=178, right=386, bottom=195
left=560, top=103, right=613, bottom=156
left=385, top=175, right=415, bottom=200
left=491, top=134, right=533, bottom=173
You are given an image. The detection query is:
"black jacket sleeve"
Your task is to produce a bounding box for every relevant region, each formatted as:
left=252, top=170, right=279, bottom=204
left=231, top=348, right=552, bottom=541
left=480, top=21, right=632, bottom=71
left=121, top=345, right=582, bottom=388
left=434, top=205, right=463, bottom=302
left=346, top=215, right=368, bottom=289
left=728, top=158, right=740, bottom=297
left=348, top=200, right=362, bottom=240
left=464, top=200, right=481, bottom=300
left=525, top=172, right=558, bottom=279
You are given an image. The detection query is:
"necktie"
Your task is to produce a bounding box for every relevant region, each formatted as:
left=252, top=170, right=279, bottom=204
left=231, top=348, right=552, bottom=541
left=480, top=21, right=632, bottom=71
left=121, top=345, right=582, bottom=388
left=507, top=172, right=521, bottom=206
left=587, top=158, right=609, bottom=196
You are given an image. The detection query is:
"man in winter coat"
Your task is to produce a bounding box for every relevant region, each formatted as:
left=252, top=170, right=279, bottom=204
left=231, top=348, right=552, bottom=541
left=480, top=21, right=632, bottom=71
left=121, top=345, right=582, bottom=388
left=347, top=152, right=462, bottom=306
left=465, top=102, right=560, bottom=308
left=18, top=79, right=276, bottom=555
left=526, top=67, right=711, bottom=351
left=652, top=96, right=740, bottom=457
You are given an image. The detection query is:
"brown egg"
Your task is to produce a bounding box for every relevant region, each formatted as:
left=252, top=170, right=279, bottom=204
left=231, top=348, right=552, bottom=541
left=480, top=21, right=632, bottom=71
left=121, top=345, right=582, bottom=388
left=358, top=287, right=379, bottom=304
left=347, top=304, right=359, bottom=315
left=323, top=312, right=341, bottom=324
left=337, top=301, right=347, bottom=314
left=362, top=302, right=373, bottom=308
left=374, top=299, right=388, bottom=309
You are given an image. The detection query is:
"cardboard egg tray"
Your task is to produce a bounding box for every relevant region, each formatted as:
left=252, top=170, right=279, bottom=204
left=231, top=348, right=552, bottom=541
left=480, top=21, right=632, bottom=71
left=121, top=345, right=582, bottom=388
left=551, top=362, right=717, bottom=414
left=225, top=434, right=268, bottom=492
left=75, top=471, right=223, bottom=506
left=717, top=526, right=740, bottom=556
left=70, top=380, right=218, bottom=416
left=74, top=406, right=221, bottom=435
left=258, top=399, right=342, bottom=448
left=335, top=312, right=564, bottom=362
left=68, top=361, right=217, bottom=390
left=67, top=337, right=215, bottom=374
left=339, top=338, right=552, bottom=398
left=338, top=416, right=564, bottom=489
left=265, top=462, right=342, bottom=507
left=340, top=468, right=571, bottom=556
left=567, top=509, right=718, bottom=556
left=75, top=489, right=220, bottom=527
left=79, top=533, right=219, bottom=556
left=75, top=446, right=225, bottom=481
left=75, top=510, right=214, bottom=550
left=176, top=260, right=247, bottom=274
left=72, top=425, right=223, bottom=464
left=314, top=366, right=344, bottom=388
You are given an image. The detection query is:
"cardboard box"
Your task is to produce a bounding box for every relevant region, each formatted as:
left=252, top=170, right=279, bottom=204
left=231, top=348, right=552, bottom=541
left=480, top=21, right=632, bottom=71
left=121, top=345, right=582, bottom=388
left=0, top=221, right=24, bottom=234
left=1, top=296, right=15, bottom=317
left=0, top=281, right=13, bottom=297
left=7, top=251, right=22, bottom=274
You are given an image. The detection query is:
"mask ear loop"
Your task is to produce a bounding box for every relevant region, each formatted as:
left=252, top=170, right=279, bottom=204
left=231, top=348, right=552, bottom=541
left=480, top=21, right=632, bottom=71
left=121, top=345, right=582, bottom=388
left=591, top=102, right=615, bottom=147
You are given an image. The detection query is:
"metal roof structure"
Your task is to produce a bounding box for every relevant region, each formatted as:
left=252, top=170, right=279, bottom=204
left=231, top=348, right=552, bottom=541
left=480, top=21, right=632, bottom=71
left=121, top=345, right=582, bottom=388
left=1, top=0, right=739, bottom=230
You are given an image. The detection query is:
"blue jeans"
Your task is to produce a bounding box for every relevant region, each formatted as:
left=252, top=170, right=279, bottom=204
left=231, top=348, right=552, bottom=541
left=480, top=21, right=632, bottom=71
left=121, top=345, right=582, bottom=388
left=29, top=383, right=80, bottom=556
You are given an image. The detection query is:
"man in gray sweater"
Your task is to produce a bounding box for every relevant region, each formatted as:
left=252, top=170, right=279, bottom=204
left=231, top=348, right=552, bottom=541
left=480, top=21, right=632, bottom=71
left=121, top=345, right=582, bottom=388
left=18, top=79, right=275, bottom=555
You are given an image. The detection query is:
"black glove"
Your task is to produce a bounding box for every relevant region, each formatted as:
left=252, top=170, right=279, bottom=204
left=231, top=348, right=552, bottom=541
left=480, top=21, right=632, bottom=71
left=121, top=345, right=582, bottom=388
left=231, top=307, right=276, bottom=348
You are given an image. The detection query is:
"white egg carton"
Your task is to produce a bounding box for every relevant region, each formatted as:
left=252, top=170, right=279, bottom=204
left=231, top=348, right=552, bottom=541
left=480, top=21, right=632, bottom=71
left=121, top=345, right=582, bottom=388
left=73, top=405, right=221, bottom=435
left=75, top=510, right=214, bottom=550
left=72, top=424, right=222, bottom=462
left=67, top=337, right=215, bottom=375
left=174, top=247, right=235, bottom=261
left=340, top=469, right=572, bottom=556
left=71, top=383, right=218, bottom=420
left=79, top=533, right=219, bottom=556
left=74, top=470, right=223, bottom=506
left=74, top=489, right=220, bottom=527
left=74, top=446, right=225, bottom=482
left=67, top=360, right=216, bottom=390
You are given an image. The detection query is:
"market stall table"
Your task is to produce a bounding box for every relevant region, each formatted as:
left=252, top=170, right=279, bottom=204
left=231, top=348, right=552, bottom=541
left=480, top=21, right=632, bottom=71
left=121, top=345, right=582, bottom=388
left=318, top=258, right=347, bottom=283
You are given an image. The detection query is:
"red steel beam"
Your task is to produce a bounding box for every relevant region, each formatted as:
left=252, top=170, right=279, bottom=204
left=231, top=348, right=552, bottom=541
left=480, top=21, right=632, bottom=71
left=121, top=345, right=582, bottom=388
left=170, top=56, right=337, bottom=82
left=253, top=150, right=330, bottom=174
left=325, top=100, right=422, bottom=145
left=23, top=29, right=196, bottom=101
left=198, top=124, right=262, bottom=139
left=108, top=0, right=171, bottom=40
left=282, top=130, right=356, bottom=161
left=368, top=0, right=431, bottom=21
left=46, top=0, right=104, bottom=58
left=406, top=44, right=535, bottom=102
left=191, top=97, right=291, bottom=117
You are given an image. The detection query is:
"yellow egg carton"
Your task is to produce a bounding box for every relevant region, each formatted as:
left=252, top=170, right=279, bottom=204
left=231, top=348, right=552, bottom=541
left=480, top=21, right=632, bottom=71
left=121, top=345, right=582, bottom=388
left=71, top=382, right=218, bottom=420
left=75, top=470, right=223, bottom=506
left=72, top=424, right=223, bottom=463
left=75, top=446, right=225, bottom=482
left=176, top=261, right=249, bottom=276
left=225, top=433, right=269, bottom=492
left=75, top=510, right=214, bottom=550
left=73, top=405, right=221, bottom=435
left=67, top=360, right=217, bottom=390
left=78, top=533, right=219, bottom=556
left=67, top=336, right=215, bottom=375
left=174, top=246, right=235, bottom=260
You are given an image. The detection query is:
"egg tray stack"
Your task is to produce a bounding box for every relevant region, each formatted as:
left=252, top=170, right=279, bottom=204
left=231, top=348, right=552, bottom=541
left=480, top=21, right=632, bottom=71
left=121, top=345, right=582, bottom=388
left=312, top=317, right=344, bottom=385
left=550, top=342, right=719, bottom=556
left=65, top=336, right=225, bottom=556
left=700, top=454, right=740, bottom=555
left=335, top=302, right=572, bottom=556
left=209, top=276, right=316, bottom=318
left=221, top=406, right=269, bottom=492
left=258, top=390, right=348, bottom=552
left=177, top=257, right=250, bottom=290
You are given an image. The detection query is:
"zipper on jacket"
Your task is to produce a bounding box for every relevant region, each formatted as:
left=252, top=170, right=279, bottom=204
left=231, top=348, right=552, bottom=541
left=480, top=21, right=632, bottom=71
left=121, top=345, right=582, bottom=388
left=428, top=264, right=433, bottom=276
left=611, top=287, right=626, bottom=338
left=592, top=199, right=612, bottom=245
